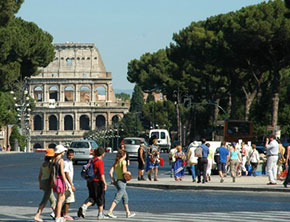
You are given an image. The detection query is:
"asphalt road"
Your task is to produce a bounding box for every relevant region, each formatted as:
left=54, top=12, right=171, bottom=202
left=1, top=152, right=290, bottom=221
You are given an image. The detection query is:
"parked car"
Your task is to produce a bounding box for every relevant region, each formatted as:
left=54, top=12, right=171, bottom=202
left=70, top=139, right=98, bottom=164
left=121, top=137, right=148, bottom=159
left=149, top=129, right=171, bottom=152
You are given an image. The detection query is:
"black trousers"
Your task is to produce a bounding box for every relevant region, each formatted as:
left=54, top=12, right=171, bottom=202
left=197, top=157, right=208, bottom=182
left=250, top=162, right=258, bottom=176
left=284, top=160, right=290, bottom=185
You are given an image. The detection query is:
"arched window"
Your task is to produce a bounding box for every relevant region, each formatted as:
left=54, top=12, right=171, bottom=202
left=64, top=115, right=73, bottom=130
left=66, top=58, right=72, bottom=66
left=80, top=115, right=90, bottom=130
left=49, top=86, right=58, bottom=101
left=95, top=86, right=106, bottom=101
left=80, top=86, right=91, bottom=102
left=64, top=86, right=74, bottom=102
left=33, top=115, right=43, bottom=130
left=49, top=115, right=58, bottom=130
left=33, top=143, right=42, bottom=149
left=34, top=86, right=43, bottom=102
left=96, top=115, right=106, bottom=129
left=112, top=115, right=119, bottom=124
left=48, top=143, right=56, bottom=149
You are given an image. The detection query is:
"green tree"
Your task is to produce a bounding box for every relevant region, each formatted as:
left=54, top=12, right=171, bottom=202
left=0, top=92, right=16, bottom=126
left=115, top=92, right=130, bottom=101
left=0, top=0, right=23, bottom=26
left=129, top=85, right=144, bottom=113
left=146, top=93, right=155, bottom=103
left=9, top=125, right=26, bottom=151
left=119, top=112, right=143, bottom=137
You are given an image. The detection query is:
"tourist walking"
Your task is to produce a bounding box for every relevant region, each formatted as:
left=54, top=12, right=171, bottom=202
left=52, top=145, right=67, bottom=222
left=230, top=143, right=241, bottom=183
left=63, top=149, right=75, bottom=221
left=146, top=139, right=160, bottom=181
left=206, top=143, right=213, bottom=181
left=197, top=139, right=209, bottom=184
left=217, top=141, right=229, bottom=183
left=240, top=142, right=248, bottom=176
left=283, top=145, right=290, bottom=187
left=137, top=143, right=146, bottom=181
left=107, top=150, right=136, bottom=219
left=169, top=145, right=177, bottom=178
left=119, top=144, right=130, bottom=166
left=78, top=147, right=108, bottom=220
left=187, top=142, right=198, bottom=182
left=248, top=144, right=260, bottom=177
left=265, top=135, right=279, bottom=185
left=174, top=145, right=186, bottom=181
left=34, top=149, right=56, bottom=222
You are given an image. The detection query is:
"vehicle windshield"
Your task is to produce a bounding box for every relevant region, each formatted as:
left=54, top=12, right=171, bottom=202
left=124, top=139, right=142, bottom=145
left=70, top=142, right=89, bottom=148
left=151, top=132, right=159, bottom=139
left=90, top=141, right=98, bottom=149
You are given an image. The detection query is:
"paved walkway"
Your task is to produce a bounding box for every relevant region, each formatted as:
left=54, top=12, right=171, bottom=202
left=128, top=174, right=290, bottom=193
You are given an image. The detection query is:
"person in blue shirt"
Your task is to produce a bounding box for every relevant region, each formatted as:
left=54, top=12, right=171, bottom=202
left=197, top=139, right=209, bottom=184
left=217, top=141, right=229, bottom=183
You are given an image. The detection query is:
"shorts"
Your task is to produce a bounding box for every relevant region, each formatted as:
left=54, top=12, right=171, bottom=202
left=65, top=188, right=75, bottom=203
left=93, top=181, right=105, bottom=207
left=218, top=163, right=226, bottom=173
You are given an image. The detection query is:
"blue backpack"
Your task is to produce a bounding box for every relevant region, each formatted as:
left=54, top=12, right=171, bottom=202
left=81, top=159, right=98, bottom=181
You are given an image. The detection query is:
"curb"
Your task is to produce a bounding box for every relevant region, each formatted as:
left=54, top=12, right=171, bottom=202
left=127, top=182, right=290, bottom=193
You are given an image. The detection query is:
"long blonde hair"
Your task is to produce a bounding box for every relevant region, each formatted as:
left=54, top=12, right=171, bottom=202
left=113, top=150, right=126, bottom=167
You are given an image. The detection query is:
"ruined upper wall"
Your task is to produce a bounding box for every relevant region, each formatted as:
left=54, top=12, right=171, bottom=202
left=36, top=42, right=110, bottom=79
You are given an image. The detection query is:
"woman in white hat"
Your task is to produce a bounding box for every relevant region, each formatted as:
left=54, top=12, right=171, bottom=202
left=51, top=145, right=67, bottom=222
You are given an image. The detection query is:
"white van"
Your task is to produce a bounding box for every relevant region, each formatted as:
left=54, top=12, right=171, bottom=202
left=149, top=129, right=171, bottom=152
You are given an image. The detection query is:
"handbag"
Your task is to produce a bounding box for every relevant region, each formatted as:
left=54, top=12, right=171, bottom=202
left=123, top=172, right=132, bottom=181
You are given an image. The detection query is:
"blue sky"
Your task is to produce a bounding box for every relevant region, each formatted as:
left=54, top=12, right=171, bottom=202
left=17, top=0, right=265, bottom=91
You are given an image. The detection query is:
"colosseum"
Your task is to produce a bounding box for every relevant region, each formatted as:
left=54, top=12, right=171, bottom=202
left=28, top=42, right=129, bottom=150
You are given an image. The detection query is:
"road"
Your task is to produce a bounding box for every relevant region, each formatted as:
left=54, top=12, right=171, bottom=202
left=0, top=152, right=290, bottom=221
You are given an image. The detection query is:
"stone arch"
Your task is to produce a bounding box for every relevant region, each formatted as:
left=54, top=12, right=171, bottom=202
left=80, top=115, right=90, bottom=130
left=49, top=86, right=59, bottom=101
left=33, top=143, right=42, bottom=149
left=112, top=115, right=120, bottom=124
left=95, top=86, right=106, bottom=101
left=34, top=115, right=43, bottom=130
left=48, top=143, right=56, bottom=149
left=64, top=86, right=74, bottom=102
left=34, top=86, right=43, bottom=102
left=64, top=115, right=73, bottom=130
left=96, top=115, right=106, bottom=129
left=80, top=86, right=91, bottom=102
left=49, top=115, right=58, bottom=131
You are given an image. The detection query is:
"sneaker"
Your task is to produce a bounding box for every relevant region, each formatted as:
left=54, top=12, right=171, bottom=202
left=137, top=177, right=141, bottom=181
left=34, top=218, right=43, bottom=222
left=64, top=215, right=74, bottom=221
left=78, top=206, right=86, bottom=218
left=97, top=213, right=109, bottom=220
left=50, top=211, right=55, bottom=220
left=220, top=178, right=224, bottom=183
left=233, top=177, right=236, bottom=183
left=148, top=174, right=152, bottom=181
left=126, top=212, right=136, bottom=218
left=192, top=179, right=196, bottom=182
left=55, top=217, right=64, bottom=222
left=106, top=212, right=117, bottom=219
left=141, top=176, right=146, bottom=181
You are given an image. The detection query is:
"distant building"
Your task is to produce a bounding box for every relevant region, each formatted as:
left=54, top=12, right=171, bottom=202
left=28, top=43, right=129, bottom=150
left=144, top=92, right=166, bottom=103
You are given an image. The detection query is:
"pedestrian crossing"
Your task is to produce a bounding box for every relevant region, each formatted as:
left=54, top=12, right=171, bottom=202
left=1, top=209, right=289, bottom=222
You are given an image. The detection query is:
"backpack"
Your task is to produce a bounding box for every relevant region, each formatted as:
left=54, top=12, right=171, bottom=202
left=214, top=148, right=220, bottom=164
left=81, top=159, right=98, bottom=181
left=195, top=146, right=203, bottom=158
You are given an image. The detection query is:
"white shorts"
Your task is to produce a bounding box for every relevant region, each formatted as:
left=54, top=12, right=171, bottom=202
left=65, top=188, right=75, bottom=203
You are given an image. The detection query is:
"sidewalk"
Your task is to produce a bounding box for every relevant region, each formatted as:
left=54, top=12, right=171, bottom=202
left=128, top=174, right=290, bottom=193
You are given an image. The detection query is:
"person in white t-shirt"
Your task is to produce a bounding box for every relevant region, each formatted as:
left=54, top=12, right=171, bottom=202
left=63, top=149, right=75, bottom=220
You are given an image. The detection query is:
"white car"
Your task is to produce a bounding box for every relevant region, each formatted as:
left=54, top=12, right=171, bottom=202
left=149, top=129, right=171, bottom=152
left=70, top=139, right=98, bottom=164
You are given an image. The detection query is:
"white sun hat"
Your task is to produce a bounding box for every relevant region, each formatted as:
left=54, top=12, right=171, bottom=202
left=54, top=144, right=67, bottom=154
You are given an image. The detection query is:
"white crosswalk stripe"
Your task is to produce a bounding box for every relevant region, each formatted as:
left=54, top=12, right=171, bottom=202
left=0, top=208, right=289, bottom=221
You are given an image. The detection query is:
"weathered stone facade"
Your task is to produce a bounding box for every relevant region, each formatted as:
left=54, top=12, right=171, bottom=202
left=28, top=43, right=129, bottom=149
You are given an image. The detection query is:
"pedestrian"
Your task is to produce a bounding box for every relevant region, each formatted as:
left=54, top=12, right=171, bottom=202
left=120, top=144, right=130, bottom=166
left=248, top=144, right=260, bottom=177
left=34, top=149, right=56, bottom=222
left=146, top=139, right=160, bottom=181
left=240, top=142, right=248, bottom=176
left=277, top=139, right=286, bottom=177
left=62, top=149, right=75, bottom=221
left=217, top=141, right=229, bottom=183
left=169, top=145, right=177, bottom=178
left=206, top=143, right=213, bottom=182
left=0, top=144, right=2, bottom=151
left=52, top=144, right=67, bottom=222
left=7, top=145, right=10, bottom=152
left=137, top=143, right=146, bottom=181
left=283, top=145, right=290, bottom=187
left=187, top=142, right=198, bottom=182
left=230, top=142, right=241, bottom=183
left=265, top=135, right=279, bottom=185
left=78, top=147, right=108, bottom=220
left=106, top=150, right=136, bottom=219
left=197, top=138, right=209, bottom=184
left=174, top=145, right=186, bottom=181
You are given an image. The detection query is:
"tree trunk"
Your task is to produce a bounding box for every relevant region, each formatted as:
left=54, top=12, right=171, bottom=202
left=272, top=70, right=280, bottom=136
left=244, top=90, right=257, bottom=121
left=212, top=98, right=220, bottom=140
